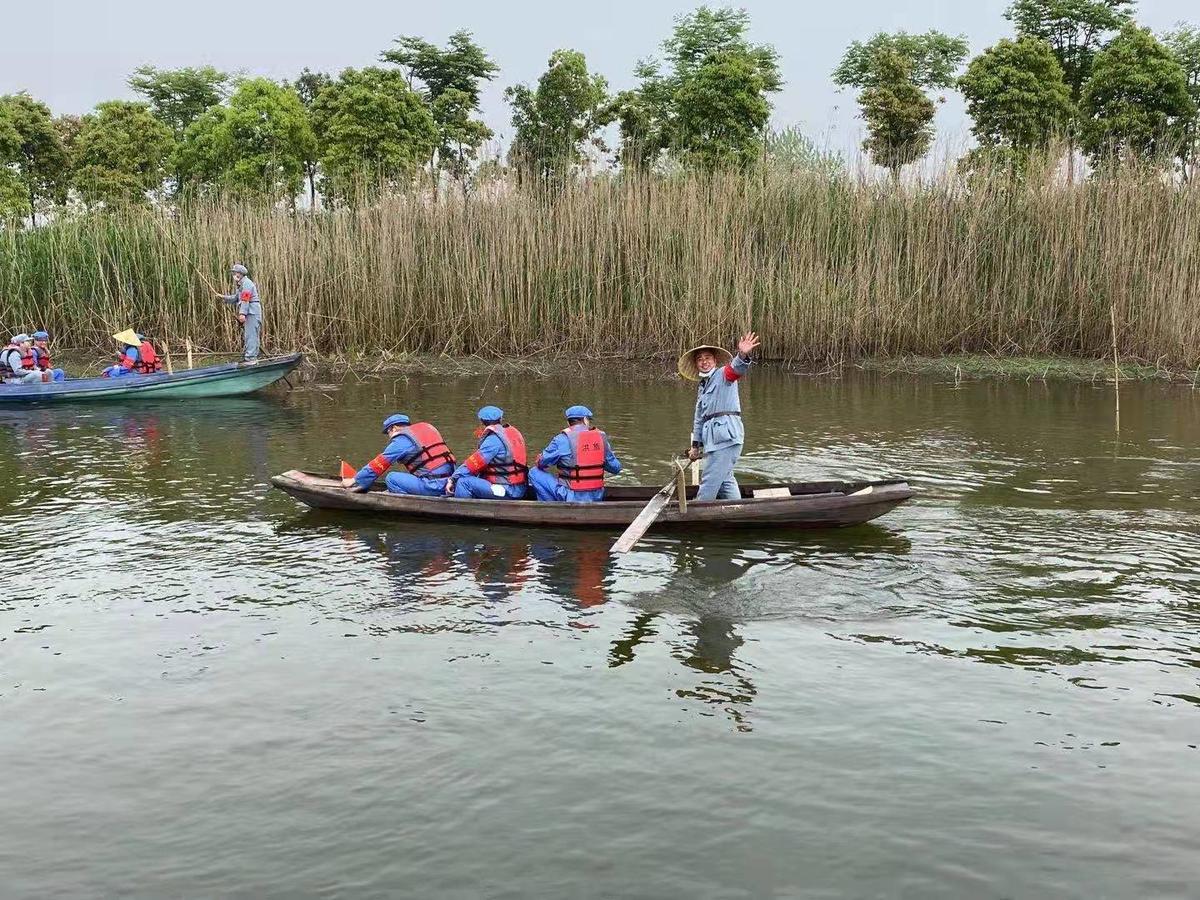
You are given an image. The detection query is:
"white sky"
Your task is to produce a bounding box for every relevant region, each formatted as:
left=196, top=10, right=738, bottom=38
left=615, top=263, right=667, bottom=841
left=1, top=0, right=1195, bottom=159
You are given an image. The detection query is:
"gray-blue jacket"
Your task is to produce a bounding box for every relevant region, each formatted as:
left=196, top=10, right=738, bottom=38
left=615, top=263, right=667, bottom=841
left=692, top=353, right=751, bottom=452
left=222, top=276, right=262, bottom=317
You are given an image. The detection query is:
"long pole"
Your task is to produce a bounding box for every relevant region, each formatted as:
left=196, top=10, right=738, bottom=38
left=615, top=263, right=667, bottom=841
left=1110, top=301, right=1121, bottom=434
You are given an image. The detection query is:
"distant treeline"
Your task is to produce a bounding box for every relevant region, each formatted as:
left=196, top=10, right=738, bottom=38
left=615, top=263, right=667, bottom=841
left=0, top=0, right=1198, bottom=219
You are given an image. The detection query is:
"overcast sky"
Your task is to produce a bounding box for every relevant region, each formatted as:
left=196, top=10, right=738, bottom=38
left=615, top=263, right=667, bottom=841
left=2, top=0, right=1195, bottom=159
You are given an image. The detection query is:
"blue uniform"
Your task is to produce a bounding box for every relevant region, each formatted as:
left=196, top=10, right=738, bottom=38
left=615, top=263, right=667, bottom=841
left=529, top=427, right=622, bottom=502
left=452, top=430, right=526, bottom=499
left=223, top=276, right=262, bottom=361
left=354, top=432, right=453, bottom=496
left=692, top=353, right=751, bottom=500
left=103, top=347, right=139, bottom=378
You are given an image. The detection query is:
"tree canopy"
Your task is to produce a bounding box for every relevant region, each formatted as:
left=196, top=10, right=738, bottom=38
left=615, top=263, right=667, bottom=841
left=72, top=101, right=175, bottom=207
left=129, top=65, right=229, bottom=139
left=0, top=93, right=69, bottom=223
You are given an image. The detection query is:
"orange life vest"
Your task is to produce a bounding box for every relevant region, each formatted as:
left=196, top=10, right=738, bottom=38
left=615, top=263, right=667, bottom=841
left=1, top=343, right=32, bottom=375
left=125, top=340, right=162, bottom=374
left=32, top=345, right=52, bottom=370
left=559, top=424, right=607, bottom=491
left=483, top=424, right=527, bottom=486
left=398, top=422, right=456, bottom=476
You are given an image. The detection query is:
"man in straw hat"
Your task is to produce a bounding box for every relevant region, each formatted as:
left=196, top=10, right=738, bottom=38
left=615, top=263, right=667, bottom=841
left=679, top=331, right=761, bottom=501
left=102, top=330, right=162, bottom=377
left=216, top=263, right=262, bottom=364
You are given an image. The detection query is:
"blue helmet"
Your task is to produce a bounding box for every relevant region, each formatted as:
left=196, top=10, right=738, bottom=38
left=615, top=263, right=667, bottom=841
left=477, top=405, right=504, bottom=423
left=381, top=413, right=411, bottom=432
left=32, top=330, right=49, bottom=340
left=565, top=405, right=593, bottom=420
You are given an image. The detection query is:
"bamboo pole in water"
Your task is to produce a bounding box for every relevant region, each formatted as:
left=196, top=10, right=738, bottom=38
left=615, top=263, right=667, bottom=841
left=186, top=338, right=194, bottom=370
left=1110, top=302, right=1121, bottom=434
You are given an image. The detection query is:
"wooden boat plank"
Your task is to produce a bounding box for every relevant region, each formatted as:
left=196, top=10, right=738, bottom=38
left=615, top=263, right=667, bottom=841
left=271, top=470, right=914, bottom=530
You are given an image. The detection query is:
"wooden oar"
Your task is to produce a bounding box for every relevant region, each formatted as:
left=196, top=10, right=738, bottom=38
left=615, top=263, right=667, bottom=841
left=611, top=461, right=686, bottom=554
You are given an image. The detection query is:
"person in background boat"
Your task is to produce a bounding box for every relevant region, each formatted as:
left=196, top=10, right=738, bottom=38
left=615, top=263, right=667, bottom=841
left=216, top=263, right=262, bottom=364
left=342, top=413, right=457, bottom=496
left=1, top=334, right=47, bottom=384
left=528, top=405, right=622, bottom=503
left=30, top=331, right=65, bottom=382
left=446, top=406, right=528, bottom=500
left=102, top=330, right=162, bottom=378
left=680, top=331, right=761, bottom=501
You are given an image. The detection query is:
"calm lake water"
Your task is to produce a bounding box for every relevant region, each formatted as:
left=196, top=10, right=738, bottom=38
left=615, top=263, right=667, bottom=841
left=1, top=366, right=1197, bottom=898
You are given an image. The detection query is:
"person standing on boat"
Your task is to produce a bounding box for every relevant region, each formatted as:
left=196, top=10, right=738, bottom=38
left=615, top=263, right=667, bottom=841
left=1, top=334, right=45, bottom=384
left=680, top=331, right=761, bottom=501
left=217, top=263, right=262, bottom=364
left=342, top=413, right=457, bottom=496
left=30, top=331, right=65, bottom=382
left=446, top=406, right=528, bottom=500
left=528, top=405, right=622, bottom=503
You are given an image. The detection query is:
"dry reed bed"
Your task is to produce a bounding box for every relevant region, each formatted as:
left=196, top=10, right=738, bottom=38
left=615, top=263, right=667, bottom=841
left=1, top=172, right=1197, bottom=367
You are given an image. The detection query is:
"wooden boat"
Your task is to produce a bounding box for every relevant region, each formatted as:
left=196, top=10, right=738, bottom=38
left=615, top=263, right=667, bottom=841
left=0, top=353, right=303, bottom=404
left=271, top=470, right=914, bottom=530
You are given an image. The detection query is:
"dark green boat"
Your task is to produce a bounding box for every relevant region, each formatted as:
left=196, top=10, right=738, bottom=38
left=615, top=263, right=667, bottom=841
left=0, top=353, right=303, bottom=404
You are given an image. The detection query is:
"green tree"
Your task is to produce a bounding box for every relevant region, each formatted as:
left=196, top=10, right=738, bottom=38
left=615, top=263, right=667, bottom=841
left=310, top=67, right=437, bottom=200
left=834, top=31, right=968, bottom=177
left=175, top=78, right=314, bottom=200
left=0, top=104, right=25, bottom=220
left=764, top=126, right=846, bottom=179
left=72, top=101, right=175, bottom=207
left=293, top=68, right=333, bottom=206
left=1005, top=1, right=1135, bottom=104
left=1162, top=24, right=1200, bottom=180
left=959, top=37, right=1075, bottom=163
left=1079, top=24, right=1195, bottom=168
left=0, top=93, right=69, bottom=224
left=505, top=50, right=611, bottom=181
left=617, top=6, right=781, bottom=171
left=129, top=65, right=228, bottom=138
left=383, top=31, right=498, bottom=194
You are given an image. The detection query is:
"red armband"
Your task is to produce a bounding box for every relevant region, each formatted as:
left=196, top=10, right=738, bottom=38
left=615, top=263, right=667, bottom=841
left=240, top=290, right=253, bottom=301
left=723, top=364, right=741, bottom=382
left=464, top=451, right=486, bottom=474
left=367, top=454, right=390, bottom=475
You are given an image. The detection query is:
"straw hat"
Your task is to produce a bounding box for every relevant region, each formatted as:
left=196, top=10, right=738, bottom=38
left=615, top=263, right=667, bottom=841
left=677, top=344, right=732, bottom=381
left=112, top=329, right=141, bottom=347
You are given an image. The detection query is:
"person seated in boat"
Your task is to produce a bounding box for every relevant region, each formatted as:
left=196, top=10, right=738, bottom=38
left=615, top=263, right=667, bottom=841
left=446, top=406, right=528, bottom=500
left=680, top=331, right=761, bottom=500
left=1, top=334, right=47, bottom=384
left=528, top=405, right=622, bottom=503
left=341, top=413, right=456, bottom=496
left=30, top=331, right=65, bottom=382
left=102, top=330, right=162, bottom=378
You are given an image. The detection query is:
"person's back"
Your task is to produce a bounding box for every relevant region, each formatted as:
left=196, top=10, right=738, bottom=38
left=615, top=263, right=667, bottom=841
left=529, top=406, right=622, bottom=502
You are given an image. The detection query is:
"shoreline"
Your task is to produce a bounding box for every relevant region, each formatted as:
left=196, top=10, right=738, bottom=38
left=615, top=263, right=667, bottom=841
left=53, top=349, right=1199, bottom=384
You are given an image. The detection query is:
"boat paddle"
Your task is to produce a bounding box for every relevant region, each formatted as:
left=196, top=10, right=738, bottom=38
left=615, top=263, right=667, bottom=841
left=611, top=460, right=688, bottom=554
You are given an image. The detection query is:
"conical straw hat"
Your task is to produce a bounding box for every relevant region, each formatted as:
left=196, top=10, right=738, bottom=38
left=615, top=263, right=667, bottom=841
left=112, top=329, right=141, bottom=347
left=677, top=344, right=732, bottom=381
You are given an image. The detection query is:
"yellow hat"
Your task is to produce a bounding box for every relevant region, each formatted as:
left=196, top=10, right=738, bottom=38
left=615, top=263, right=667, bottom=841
left=112, top=329, right=141, bottom=347
left=677, top=344, right=732, bottom=381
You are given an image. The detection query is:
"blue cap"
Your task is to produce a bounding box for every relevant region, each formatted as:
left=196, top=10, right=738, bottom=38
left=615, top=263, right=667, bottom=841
left=477, top=405, right=503, bottom=423
left=565, top=405, right=593, bottom=420
left=32, top=331, right=49, bottom=340
left=11, top=334, right=31, bottom=344
left=381, top=413, right=410, bottom=432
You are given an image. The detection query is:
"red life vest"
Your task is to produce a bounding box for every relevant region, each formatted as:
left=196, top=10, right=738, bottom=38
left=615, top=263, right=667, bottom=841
left=482, top=424, right=527, bottom=486
left=1, top=344, right=34, bottom=375
left=559, top=424, right=608, bottom=491
left=134, top=340, right=162, bottom=374
left=33, top=345, right=52, bottom=370
left=398, top=423, right=456, bottom=476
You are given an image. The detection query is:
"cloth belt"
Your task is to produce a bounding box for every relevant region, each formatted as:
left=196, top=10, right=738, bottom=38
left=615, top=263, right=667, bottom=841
left=702, top=410, right=742, bottom=423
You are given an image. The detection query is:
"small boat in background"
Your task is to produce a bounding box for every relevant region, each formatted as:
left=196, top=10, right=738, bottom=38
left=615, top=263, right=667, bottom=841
left=271, top=470, right=914, bottom=531
left=0, top=353, right=303, bottom=404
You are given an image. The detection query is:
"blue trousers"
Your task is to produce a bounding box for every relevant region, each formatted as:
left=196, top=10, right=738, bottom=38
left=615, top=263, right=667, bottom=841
left=527, top=467, right=604, bottom=503
left=43, top=368, right=65, bottom=382
left=242, top=314, right=261, bottom=361
left=385, top=472, right=448, bottom=496
left=697, top=444, right=742, bottom=501
left=454, top=476, right=526, bottom=499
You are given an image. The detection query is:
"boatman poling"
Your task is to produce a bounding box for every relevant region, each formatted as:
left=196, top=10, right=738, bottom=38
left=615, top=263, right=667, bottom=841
left=446, top=406, right=528, bottom=500
left=680, top=331, right=761, bottom=500
left=528, top=405, right=622, bottom=503
left=342, top=414, right=457, bottom=496
left=216, top=263, right=262, bottom=364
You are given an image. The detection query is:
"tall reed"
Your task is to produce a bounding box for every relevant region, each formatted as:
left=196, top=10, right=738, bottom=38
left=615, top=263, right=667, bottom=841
left=1, top=165, right=1198, bottom=368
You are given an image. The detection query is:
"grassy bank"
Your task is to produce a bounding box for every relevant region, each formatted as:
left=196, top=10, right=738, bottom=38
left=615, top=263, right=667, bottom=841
left=3, top=170, right=1199, bottom=368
